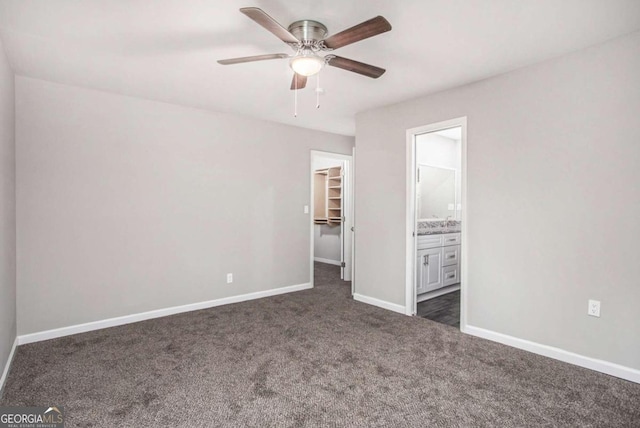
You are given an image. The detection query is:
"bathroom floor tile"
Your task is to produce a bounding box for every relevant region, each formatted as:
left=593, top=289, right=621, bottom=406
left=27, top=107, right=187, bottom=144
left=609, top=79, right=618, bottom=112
left=417, top=290, right=460, bottom=328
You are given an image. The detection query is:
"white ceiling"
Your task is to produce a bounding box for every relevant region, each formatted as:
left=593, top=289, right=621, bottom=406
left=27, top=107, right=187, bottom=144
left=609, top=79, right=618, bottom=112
left=1, top=0, right=639, bottom=136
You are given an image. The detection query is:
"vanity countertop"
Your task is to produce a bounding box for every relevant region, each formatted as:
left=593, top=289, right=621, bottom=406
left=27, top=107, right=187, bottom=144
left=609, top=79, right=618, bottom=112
left=418, top=229, right=460, bottom=235
left=417, top=219, right=461, bottom=236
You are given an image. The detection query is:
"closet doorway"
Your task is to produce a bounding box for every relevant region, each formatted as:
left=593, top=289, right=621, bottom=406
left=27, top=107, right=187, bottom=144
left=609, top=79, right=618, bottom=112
left=405, top=118, right=467, bottom=330
left=310, top=150, right=353, bottom=292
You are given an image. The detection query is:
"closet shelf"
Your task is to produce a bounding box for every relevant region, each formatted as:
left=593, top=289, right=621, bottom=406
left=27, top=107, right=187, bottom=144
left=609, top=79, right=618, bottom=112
left=314, top=165, right=343, bottom=224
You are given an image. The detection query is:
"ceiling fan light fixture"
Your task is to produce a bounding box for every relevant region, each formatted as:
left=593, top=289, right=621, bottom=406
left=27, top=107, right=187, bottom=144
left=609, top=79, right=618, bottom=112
left=290, top=52, right=324, bottom=77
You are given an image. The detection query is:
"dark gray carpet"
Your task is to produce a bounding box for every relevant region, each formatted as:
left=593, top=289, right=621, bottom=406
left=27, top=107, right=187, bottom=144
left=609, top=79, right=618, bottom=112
left=2, top=263, right=639, bottom=427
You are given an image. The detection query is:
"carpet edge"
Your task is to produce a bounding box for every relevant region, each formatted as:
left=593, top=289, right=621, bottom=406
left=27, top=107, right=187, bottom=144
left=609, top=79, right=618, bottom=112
left=353, top=293, right=406, bottom=314
left=465, top=325, right=640, bottom=384
left=0, top=336, right=18, bottom=397
left=17, top=282, right=313, bottom=345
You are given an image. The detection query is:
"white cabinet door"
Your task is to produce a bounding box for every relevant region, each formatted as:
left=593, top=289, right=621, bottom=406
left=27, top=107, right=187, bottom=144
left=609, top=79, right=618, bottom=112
left=416, top=249, right=427, bottom=294
left=417, top=248, right=443, bottom=293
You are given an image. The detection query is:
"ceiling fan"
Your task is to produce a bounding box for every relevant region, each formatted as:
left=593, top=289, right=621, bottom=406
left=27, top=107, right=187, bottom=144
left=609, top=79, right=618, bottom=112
left=217, top=7, right=392, bottom=90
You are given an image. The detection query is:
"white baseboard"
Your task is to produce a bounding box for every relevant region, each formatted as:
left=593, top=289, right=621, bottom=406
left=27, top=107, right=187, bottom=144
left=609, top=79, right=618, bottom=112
left=314, top=257, right=341, bottom=266
left=353, top=293, right=405, bottom=315
left=417, top=284, right=460, bottom=303
left=0, top=336, right=18, bottom=395
left=18, top=282, right=312, bottom=345
left=464, top=325, right=640, bottom=384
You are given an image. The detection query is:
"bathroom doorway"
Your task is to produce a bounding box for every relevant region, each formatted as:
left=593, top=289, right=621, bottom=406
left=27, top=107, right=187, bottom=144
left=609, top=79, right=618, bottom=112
left=310, top=150, right=353, bottom=293
left=405, top=118, right=467, bottom=330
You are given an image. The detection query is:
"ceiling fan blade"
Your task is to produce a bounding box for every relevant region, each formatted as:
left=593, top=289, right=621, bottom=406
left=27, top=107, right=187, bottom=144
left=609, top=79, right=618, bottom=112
left=323, top=16, right=391, bottom=50
left=326, top=56, right=386, bottom=78
left=290, top=73, right=307, bottom=90
left=217, top=53, right=289, bottom=65
left=240, top=7, right=299, bottom=45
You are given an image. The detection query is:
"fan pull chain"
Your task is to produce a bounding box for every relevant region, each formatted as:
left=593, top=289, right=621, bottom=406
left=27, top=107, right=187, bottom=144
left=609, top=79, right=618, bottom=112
left=316, top=74, right=320, bottom=109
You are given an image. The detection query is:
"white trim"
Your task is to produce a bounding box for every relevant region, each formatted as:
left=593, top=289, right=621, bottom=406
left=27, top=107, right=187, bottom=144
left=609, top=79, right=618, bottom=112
left=465, top=325, right=640, bottom=384
left=460, top=120, right=468, bottom=331
left=417, top=284, right=460, bottom=303
left=309, top=150, right=354, bottom=288
left=404, top=132, right=417, bottom=315
left=0, top=336, right=18, bottom=394
left=353, top=293, right=405, bottom=315
left=18, top=283, right=311, bottom=345
left=405, top=117, right=468, bottom=327
left=351, top=146, right=356, bottom=295
left=314, top=257, right=341, bottom=266
left=309, top=153, right=315, bottom=288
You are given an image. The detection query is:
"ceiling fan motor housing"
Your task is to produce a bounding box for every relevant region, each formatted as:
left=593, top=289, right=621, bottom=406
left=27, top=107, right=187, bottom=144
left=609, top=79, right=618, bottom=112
left=217, top=8, right=389, bottom=83
left=288, top=20, right=328, bottom=43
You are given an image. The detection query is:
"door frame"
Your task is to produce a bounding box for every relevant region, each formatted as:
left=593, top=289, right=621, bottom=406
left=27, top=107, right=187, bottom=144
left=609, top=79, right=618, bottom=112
left=405, top=117, right=468, bottom=332
left=310, top=150, right=354, bottom=289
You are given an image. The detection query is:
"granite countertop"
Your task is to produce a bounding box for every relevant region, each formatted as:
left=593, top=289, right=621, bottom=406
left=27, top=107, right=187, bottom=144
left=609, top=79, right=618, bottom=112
left=417, top=220, right=461, bottom=235
left=418, top=229, right=460, bottom=235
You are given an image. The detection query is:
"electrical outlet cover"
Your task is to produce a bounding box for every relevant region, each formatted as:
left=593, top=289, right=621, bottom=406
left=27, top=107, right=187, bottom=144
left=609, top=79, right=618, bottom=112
left=588, top=299, right=601, bottom=317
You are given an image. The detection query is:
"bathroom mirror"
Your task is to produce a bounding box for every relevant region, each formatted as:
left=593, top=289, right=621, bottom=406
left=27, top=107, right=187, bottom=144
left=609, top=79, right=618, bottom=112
left=417, top=164, right=457, bottom=220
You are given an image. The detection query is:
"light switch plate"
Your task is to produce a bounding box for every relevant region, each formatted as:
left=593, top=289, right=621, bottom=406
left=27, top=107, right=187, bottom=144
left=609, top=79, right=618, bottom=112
left=304, top=205, right=309, bottom=214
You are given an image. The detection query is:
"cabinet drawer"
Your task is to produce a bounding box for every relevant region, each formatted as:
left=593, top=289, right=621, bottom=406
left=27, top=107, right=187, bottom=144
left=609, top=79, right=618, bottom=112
left=442, top=264, right=460, bottom=286
left=442, top=245, right=460, bottom=267
left=442, top=233, right=461, bottom=246
left=417, top=234, right=444, bottom=249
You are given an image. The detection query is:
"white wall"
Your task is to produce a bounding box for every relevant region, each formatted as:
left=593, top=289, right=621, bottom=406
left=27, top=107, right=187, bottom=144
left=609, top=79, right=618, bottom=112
left=16, top=77, right=354, bottom=335
left=0, top=37, right=16, bottom=385
left=313, top=157, right=343, bottom=264
left=355, top=32, right=640, bottom=370
left=313, top=225, right=341, bottom=263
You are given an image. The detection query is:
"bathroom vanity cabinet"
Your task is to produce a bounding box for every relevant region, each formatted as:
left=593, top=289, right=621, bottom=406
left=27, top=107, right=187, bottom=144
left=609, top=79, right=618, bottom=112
left=416, top=233, right=461, bottom=294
